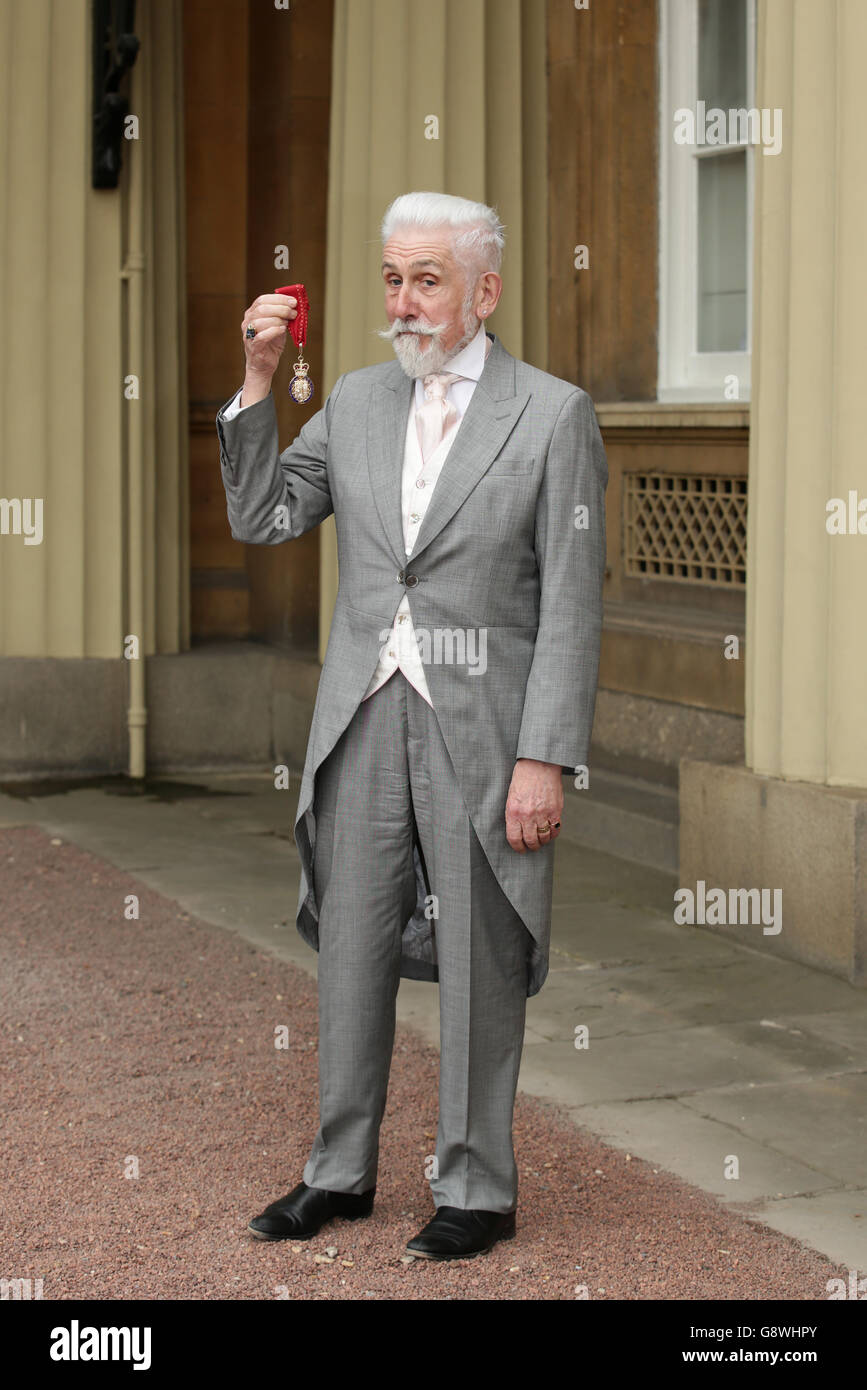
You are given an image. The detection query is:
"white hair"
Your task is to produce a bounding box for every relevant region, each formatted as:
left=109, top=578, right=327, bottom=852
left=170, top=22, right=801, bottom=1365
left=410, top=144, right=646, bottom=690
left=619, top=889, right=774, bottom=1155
left=380, top=191, right=506, bottom=280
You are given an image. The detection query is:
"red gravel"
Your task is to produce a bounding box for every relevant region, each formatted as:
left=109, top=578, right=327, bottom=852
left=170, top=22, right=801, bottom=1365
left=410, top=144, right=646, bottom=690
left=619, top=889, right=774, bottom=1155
left=0, top=824, right=845, bottom=1300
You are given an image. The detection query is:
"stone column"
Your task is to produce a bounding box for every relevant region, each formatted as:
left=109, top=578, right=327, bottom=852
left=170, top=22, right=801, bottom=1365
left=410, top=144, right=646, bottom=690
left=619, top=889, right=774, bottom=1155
left=318, top=0, right=548, bottom=659
left=0, top=0, right=187, bottom=774
left=680, top=0, right=867, bottom=981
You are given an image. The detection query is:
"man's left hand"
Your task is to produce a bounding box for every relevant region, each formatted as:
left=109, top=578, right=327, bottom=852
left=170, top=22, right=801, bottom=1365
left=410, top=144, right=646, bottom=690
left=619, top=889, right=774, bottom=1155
left=505, top=759, right=564, bottom=853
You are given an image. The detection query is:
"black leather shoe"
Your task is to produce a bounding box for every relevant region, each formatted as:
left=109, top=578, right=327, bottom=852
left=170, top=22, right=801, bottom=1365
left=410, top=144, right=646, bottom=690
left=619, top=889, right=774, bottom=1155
left=406, top=1206, right=516, bottom=1260
left=248, top=1180, right=376, bottom=1241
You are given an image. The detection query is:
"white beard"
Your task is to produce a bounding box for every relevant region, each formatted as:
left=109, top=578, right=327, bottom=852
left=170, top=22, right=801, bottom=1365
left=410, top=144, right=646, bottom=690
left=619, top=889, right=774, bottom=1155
left=379, top=306, right=480, bottom=379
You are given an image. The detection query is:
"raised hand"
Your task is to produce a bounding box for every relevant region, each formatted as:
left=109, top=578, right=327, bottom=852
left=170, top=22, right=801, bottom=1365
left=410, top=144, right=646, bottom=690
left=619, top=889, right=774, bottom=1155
left=240, top=293, right=297, bottom=405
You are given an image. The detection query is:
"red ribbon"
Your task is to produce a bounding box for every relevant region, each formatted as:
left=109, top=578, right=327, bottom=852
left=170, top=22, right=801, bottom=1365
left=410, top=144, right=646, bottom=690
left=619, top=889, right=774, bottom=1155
left=275, top=284, right=309, bottom=352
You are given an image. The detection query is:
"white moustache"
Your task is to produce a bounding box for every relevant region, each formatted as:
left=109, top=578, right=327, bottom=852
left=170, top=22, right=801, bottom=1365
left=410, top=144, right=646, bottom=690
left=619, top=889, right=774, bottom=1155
left=377, top=319, right=447, bottom=343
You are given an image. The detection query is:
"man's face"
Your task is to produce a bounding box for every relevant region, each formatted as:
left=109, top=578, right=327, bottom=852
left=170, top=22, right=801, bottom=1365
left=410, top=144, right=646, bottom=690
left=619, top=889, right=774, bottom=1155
left=379, top=225, right=479, bottom=377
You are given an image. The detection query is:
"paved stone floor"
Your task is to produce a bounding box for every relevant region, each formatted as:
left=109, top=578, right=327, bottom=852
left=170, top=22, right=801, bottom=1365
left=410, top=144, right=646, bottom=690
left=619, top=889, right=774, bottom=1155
left=1, top=769, right=864, bottom=1278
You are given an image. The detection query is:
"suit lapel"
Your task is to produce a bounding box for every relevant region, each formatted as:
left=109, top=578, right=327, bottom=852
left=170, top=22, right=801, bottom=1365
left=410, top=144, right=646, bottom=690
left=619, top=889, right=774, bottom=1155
left=366, top=369, right=414, bottom=569
left=365, top=333, right=531, bottom=568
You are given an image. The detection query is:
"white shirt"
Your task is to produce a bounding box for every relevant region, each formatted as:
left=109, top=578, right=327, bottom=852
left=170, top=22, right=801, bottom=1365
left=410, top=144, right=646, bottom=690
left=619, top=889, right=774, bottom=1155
left=221, top=320, right=491, bottom=708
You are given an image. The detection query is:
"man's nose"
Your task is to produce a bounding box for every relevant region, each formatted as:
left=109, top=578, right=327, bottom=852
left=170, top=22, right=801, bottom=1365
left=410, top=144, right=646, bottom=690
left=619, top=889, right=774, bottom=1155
left=393, top=285, right=417, bottom=319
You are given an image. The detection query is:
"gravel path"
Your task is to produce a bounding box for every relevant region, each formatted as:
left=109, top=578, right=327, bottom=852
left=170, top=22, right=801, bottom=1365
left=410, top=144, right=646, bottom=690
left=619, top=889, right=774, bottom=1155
left=0, top=825, right=844, bottom=1300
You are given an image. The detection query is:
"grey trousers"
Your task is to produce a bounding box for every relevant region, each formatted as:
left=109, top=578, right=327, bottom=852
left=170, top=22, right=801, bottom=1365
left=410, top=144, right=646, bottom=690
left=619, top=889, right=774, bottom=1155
left=301, top=668, right=532, bottom=1212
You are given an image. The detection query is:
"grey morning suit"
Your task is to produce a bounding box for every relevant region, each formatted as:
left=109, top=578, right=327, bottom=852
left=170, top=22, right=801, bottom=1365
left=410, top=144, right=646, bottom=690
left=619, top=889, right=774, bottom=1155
left=216, top=332, right=608, bottom=1211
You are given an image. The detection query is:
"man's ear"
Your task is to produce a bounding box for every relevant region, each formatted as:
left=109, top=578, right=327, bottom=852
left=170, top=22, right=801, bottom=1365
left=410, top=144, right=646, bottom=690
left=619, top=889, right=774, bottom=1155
left=476, top=271, right=503, bottom=318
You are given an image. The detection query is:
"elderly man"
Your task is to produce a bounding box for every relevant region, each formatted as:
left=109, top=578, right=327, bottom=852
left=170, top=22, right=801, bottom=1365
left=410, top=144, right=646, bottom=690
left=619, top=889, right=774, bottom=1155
left=216, top=190, right=607, bottom=1261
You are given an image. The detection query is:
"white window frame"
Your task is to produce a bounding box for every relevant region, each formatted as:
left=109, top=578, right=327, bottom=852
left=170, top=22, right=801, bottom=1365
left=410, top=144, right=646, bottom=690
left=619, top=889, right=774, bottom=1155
left=658, top=0, right=756, bottom=402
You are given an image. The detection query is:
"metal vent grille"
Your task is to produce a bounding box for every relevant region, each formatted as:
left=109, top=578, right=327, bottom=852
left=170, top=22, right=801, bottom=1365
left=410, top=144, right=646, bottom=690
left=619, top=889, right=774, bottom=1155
left=623, top=473, right=747, bottom=587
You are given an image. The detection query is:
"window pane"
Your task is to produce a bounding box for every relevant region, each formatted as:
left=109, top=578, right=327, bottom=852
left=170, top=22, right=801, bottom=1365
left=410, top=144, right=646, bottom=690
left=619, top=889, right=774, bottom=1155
left=699, top=0, right=747, bottom=115
left=697, top=150, right=747, bottom=352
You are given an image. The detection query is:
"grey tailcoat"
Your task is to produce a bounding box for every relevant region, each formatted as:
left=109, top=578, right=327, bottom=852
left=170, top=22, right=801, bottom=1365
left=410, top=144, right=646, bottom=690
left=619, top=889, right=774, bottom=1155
left=216, top=332, right=608, bottom=996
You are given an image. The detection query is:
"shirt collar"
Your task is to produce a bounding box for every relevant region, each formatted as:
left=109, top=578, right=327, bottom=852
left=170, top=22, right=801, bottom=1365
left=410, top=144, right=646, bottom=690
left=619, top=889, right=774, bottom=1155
left=443, top=318, right=489, bottom=380
left=413, top=320, right=489, bottom=400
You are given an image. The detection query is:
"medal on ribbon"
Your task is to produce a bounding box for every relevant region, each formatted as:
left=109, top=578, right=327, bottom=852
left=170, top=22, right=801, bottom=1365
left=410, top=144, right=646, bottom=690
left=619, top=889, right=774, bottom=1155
left=275, top=283, right=313, bottom=404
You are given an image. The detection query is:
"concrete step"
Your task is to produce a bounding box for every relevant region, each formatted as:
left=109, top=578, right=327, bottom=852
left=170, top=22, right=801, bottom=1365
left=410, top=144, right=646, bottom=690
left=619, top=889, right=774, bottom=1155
left=559, top=766, right=679, bottom=873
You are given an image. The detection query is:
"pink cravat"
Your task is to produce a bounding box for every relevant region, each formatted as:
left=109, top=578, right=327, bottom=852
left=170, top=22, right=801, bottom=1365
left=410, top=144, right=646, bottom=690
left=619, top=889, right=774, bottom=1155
left=415, top=371, right=463, bottom=464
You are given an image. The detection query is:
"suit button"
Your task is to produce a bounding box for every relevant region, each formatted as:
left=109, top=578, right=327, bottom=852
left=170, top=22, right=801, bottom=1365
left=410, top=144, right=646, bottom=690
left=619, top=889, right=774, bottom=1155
left=396, top=570, right=405, bottom=583
left=405, top=574, right=419, bottom=587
